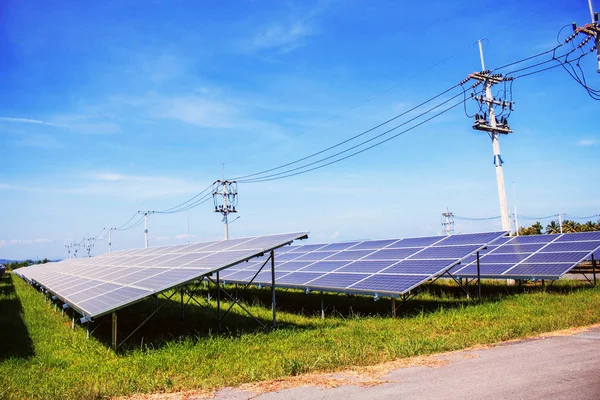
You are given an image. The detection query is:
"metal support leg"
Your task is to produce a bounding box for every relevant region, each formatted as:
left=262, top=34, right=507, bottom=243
left=217, top=271, right=221, bottom=333
left=542, top=279, right=545, bottom=290
left=271, top=250, right=277, bottom=329
left=180, top=288, right=184, bottom=321
left=111, top=312, right=117, bottom=351
left=391, top=298, right=396, bottom=318
left=72, top=314, right=75, bottom=329
left=86, top=322, right=90, bottom=339
left=476, top=251, right=482, bottom=300
left=320, top=291, right=324, bottom=319
left=592, top=255, right=597, bottom=287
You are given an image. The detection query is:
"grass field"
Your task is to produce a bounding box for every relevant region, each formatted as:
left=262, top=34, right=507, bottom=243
left=2, top=272, right=600, bottom=399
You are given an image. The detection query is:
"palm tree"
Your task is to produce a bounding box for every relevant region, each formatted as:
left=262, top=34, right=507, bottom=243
left=546, top=220, right=560, bottom=234
left=562, top=219, right=579, bottom=233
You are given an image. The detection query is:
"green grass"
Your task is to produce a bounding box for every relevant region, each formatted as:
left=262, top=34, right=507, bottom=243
left=2, top=273, right=600, bottom=399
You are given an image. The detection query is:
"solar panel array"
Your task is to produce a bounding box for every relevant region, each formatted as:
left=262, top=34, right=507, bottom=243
left=219, top=231, right=507, bottom=296
left=451, top=231, right=600, bottom=279
left=15, top=232, right=308, bottom=319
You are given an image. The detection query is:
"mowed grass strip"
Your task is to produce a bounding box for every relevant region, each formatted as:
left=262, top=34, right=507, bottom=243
left=2, top=273, right=600, bottom=399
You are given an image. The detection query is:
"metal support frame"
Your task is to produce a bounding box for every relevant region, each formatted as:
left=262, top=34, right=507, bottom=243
left=476, top=251, right=482, bottom=300
left=391, top=298, right=396, bottom=318
left=207, top=252, right=278, bottom=331
left=391, top=267, right=473, bottom=315
left=592, top=254, right=598, bottom=287
left=271, top=250, right=277, bottom=329
left=115, top=290, right=178, bottom=350
left=111, top=312, right=118, bottom=351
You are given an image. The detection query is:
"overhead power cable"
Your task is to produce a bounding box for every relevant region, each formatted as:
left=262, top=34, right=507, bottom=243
left=232, top=85, right=463, bottom=181
left=239, top=96, right=470, bottom=183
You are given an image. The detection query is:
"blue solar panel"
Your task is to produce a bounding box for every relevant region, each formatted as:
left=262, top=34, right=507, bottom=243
left=225, top=231, right=508, bottom=296
left=363, top=248, right=419, bottom=260
left=327, top=250, right=375, bottom=260
left=385, top=259, right=456, bottom=275
left=308, top=273, right=369, bottom=289
left=17, top=232, right=309, bottom=318
left=318, top=242, right=360, bottom=251
left=351, top=274, right=427, bottom=293
left=278, top=272, right=324, bottom=285
left=454, top=231, right=600, bottom=279
left=301, top=261, right=349, bottom=272
left=336, top=260, right=396, bottom=273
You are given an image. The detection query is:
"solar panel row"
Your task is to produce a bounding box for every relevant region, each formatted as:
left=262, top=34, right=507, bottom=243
left=220, top=231, right=508, bottom=296
left=15, top=232, right=309, bottom=318
left=451, top=231, right=600, bottom=279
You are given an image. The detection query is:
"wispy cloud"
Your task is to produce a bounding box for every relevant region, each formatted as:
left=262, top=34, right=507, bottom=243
left=577, top=138, right=598, bottom=147
left=0, top=116, right=68, bottom=128
left=249, top=21, right=317, bottom=53
left=0, top=115, right=120, bottom=135
left=152, top=96, right=236, bottom=128
left=0, top=238, right=53, bottom=247
left=175, top=234, right=196, bottom=240
left=13, top=134, right=62, bottom=148
left=242, top=2, right=328, bottom=53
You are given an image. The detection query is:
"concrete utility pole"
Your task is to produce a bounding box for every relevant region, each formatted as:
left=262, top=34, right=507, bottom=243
left=138, top=211, right=155, bottom=248
left=212, top=180, right=238, bottom=240
left=465, top=40, right=515, bottom=232
left=558, top=213, right=564, bottom=234
left=107, top=228, right=115, bottom=252
left=441, top=208, right=455, bottom=235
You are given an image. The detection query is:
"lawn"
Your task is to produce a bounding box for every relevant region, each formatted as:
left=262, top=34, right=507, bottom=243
left=1, top=272, right=600, bottom=399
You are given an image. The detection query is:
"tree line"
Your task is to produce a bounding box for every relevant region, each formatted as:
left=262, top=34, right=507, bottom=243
left=2, top=259, right=51, bottom=271
left=517, top=219, right=600, bottom=236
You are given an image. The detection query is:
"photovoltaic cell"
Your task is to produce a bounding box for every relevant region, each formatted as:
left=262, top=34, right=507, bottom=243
left=16, top=231, right=309, bottom=318
left=224, top=231, right=508, bottom=296
left=452, top=231, right=600, bottom=279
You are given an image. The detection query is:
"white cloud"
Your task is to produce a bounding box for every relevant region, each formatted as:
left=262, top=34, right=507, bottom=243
left=0, top=116, right=67, bottom=128
left=13, top=134, right=62, bottom=148
left=153, top=236, right=171, bottom=241
left=175, top=234, right=196, bottom=240
left=95, top=173, right=126, bottom=181
left=250, top=20, right=316, bottom=53
left=0, top=238, right=53, bottom=247
left=577, top=139, right=598, bottom=147
left=152, top=96, right=236, bottom=128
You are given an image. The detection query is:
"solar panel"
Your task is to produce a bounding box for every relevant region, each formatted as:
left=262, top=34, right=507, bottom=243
left=16, top=232, right=308, bottom=319
left=220, top=231, right=507, bottom=296
left=452, top=231, right=600, bottom=280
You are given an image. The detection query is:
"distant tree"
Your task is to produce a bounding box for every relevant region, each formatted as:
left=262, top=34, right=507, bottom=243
left=545, top=220, right=561, bottom=234
left=518, top=221, right=543, bottom=235
left=562, top=219, right=580, bottom=233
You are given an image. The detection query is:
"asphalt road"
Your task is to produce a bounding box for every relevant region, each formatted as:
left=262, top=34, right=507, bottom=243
left=212, top=325, right=600, bottom=400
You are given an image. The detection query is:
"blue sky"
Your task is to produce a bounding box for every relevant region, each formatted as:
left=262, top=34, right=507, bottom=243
left=1, top=0, right=599, bottom=260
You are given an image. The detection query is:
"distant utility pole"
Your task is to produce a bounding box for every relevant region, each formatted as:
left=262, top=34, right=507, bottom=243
left=107, top=228, right=116, bottom=252
left=558, top=213, right=564, bottom=234
left=463, top=40, right=515, bottom=232
left=65, top=244, right=72, bottom=259
left=212, top=180, right=238, bottom=240
left=137, top=211, right=155, bottom=248
left=85, top=237, right=94, bottom=257
left=441, top=208, right=455, bottom=235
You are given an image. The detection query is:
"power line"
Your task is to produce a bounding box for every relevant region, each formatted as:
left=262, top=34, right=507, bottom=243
left=232, top=84, right=462, bottom=181
left=239, top=97, right=469, bottom=183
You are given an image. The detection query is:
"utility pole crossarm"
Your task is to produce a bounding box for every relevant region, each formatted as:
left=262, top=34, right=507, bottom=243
left=462, top=40, right=513, bottom=232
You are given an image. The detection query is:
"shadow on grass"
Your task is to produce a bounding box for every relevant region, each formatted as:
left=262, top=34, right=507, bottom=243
left=0, top=275, right=35, bottom=360
left=89, top=288, right=322, bottom=352
left=85, top=278, right=596, bottom=352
